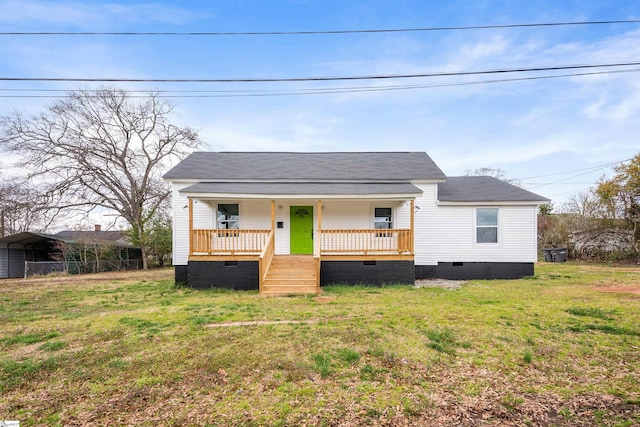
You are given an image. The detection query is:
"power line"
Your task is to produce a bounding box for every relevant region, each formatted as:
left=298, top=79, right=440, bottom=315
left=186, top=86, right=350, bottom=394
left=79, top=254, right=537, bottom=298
left=1, top=61, right=639, bottom=84
left=521, top=182, right=597, bottom=185
left=520, top=158, right=635, bottom=191
left=3, top=20, right=640, bottom=36
left=525, top=166, right=616, bottom=190
left=1, top=68, right=638, bottom=99
left=518, top=158, right=631, bottom=180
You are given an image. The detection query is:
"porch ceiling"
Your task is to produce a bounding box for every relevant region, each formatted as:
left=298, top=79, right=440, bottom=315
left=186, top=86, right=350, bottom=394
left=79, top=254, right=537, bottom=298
left=180, top=182, right=422, bottom=199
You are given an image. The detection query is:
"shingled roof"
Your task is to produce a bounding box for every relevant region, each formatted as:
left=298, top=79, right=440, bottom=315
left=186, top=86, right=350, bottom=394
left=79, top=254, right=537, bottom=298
left=180, top=182, right=423, bottom=196
left=163, top=152, right=446, bottom=181
left=438, top=176, right=549, bottom=203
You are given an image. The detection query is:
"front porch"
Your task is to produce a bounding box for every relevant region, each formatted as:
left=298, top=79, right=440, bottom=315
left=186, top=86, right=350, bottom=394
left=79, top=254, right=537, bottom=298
left=187, top=199, right=415, bottom=296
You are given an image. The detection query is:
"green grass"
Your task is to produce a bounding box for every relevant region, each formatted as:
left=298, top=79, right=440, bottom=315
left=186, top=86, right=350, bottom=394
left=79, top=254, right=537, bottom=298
left=2, top=331, right=59, bottom=346
left=566, top=306, right=616, bottom=319
left=424, top=326, right=470, bottom=356
left=0, top=264, right=639, bottom=426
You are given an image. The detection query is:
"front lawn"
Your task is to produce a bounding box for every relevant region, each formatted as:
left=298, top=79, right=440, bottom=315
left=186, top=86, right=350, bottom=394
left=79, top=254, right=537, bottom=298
left=1, top=263, right=639, bottom=426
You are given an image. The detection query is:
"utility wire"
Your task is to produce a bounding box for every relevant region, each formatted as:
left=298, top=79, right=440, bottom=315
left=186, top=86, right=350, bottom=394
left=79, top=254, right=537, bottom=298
left=1, top=61, right=639, bottom=84
left=518, top=158, right=631, bottom=180
left=0, top=68, right=640, bottom=99
left=3, top=20, right=640, bottom=36
left=525, top=166, right=616, bottom=190
left=1, top=68, right=639, bottom=99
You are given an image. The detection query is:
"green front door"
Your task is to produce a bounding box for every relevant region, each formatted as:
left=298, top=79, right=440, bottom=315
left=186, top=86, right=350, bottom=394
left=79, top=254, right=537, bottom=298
left=290, top=206, right=314, bottom=254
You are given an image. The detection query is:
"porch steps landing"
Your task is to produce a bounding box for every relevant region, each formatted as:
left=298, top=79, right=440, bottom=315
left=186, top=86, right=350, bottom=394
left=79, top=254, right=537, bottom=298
left=262, top=255, right=319, bottom=296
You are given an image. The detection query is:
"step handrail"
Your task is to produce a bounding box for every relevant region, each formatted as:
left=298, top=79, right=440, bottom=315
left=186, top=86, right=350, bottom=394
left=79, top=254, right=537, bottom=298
left=258, top=230, right=275, bottom=295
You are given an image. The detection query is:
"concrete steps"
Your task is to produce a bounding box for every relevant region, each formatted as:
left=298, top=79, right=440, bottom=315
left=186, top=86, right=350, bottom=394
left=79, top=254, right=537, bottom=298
left=262, top=255, right=319, bottom=296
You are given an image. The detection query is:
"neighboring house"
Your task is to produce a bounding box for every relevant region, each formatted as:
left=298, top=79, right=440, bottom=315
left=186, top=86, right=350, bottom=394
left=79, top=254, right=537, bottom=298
left=0, top=226, right=142, bottom=278
left=163, top=152, right=549, bottom=295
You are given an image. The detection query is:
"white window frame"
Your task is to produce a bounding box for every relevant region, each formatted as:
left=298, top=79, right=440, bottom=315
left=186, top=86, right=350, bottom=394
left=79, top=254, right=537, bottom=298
left=475, top=207, right=499, bottom=244
left=373, top=206, right=393, bottom=229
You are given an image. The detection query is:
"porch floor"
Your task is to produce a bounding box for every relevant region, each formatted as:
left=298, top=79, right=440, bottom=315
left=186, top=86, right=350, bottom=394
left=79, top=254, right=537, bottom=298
left=262, top=255, right=319, bottom=296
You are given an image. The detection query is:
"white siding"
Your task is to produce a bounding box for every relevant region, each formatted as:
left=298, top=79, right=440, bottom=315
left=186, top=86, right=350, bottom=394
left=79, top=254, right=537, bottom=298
left=413, top=183, right=539, bottom=264
left=192, top=200, right=215, bottom=229
left=172, top=183, right=191, bottom=266
left=241, top=200, right=272, bottom=229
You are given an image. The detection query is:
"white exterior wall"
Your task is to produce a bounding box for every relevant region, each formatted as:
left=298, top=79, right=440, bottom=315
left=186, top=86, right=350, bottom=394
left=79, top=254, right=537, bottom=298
left=173, top=180, right=539, bottom=265
left=241, top=200, right=272, bottom=229
left=413, top=183, right=539, bottom=265
left=172, top=183, right=191, bottom=266
left=172, top=184, right=219, bottom=265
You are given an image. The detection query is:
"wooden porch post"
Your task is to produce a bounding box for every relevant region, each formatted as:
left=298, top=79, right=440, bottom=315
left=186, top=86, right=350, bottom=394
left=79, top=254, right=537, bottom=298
left=188, top=198, right=194, bottom=255
left=317, top=200, right=322, bottom=256
left=410, top=199, right=415, bottom=255
left=316, top=200, right=322, bottom=292
left=271, top=200, right=275, bottom=231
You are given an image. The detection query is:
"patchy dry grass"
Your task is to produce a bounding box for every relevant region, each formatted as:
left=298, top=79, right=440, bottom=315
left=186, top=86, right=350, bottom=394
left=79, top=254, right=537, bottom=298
left=0, top=264, right=639, bottom=426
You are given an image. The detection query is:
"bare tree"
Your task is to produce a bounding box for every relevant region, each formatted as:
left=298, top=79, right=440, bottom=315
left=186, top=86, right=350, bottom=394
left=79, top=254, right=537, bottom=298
left=0, top=176, right=53, bottom=236
left=0, top=88, right=200, bottom=268
left=464, top=167, right=521, bottom=187
left=561, top=190, right=604, bottom=217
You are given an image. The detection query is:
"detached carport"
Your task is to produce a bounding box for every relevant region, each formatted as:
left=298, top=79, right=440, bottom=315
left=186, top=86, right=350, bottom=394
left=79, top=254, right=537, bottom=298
left=0, top=232, right=64, bottom=278
left=0, top=231, right=143, bottom=279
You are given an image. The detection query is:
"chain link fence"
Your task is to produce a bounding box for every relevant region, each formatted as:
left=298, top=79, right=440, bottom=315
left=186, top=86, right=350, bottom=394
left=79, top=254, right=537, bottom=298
left=25, top=259, right=141, bottom=277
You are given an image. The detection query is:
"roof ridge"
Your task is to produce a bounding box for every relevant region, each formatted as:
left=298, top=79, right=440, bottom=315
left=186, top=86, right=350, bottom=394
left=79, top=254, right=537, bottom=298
left=195, top=151, right=424, bottom=154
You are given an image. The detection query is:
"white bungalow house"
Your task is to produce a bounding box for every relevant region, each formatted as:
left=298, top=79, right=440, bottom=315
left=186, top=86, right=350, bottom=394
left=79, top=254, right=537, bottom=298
left=163, top=152, right=549, bottom=295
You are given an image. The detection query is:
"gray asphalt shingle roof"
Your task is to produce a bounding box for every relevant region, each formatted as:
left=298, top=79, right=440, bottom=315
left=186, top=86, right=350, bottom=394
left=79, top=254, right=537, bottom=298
left=0, top=231, right=137, bottom=248
left=180, top=182, right=422, bottom=196
left=438, top=176, right=549, bottom=203
left=163, top=152, right=446, bottom=181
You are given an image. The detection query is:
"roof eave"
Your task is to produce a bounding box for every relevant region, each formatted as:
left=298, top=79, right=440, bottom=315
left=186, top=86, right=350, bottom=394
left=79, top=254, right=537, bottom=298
left=182, top=192, right=421, bottom=200
left=437, top=199, right=550, bottom=206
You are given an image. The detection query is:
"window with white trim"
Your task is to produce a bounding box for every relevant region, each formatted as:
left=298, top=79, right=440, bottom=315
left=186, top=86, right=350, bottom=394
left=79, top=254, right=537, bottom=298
left=374, top=207, right=393, bottom=229
left=476, top=208, right=498, bottom=243
left=217, top=203, right=239, bottom=229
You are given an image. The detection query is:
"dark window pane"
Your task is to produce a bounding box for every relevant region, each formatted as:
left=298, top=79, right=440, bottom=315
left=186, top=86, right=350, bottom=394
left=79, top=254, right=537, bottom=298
left=218, top=204, right=238, bottom=216
left=477, top=227, right=498, bottom=243
left=218, top=203, right=239, bottom=229
left=477, top=208, right=498, bottom=226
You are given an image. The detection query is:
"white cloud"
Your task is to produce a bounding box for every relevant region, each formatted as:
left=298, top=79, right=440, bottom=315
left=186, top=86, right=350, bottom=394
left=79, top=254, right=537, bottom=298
left=0, top=0, right=204, bottom=27
left=195, top=112, right=342, bottom=152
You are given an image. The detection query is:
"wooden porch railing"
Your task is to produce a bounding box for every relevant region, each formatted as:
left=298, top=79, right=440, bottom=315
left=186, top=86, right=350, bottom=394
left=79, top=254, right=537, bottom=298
left=259, top=230, right=275, bottom=294
left=319, top=229, right=413, bottom=255
left=191, top=229, right=271, bottom=254
left=190, top=228, right=413, bottom=256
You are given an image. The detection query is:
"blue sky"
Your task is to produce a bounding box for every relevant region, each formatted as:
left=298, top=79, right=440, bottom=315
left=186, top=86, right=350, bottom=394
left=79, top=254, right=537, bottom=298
left=1, top=0, right=640, bottom=209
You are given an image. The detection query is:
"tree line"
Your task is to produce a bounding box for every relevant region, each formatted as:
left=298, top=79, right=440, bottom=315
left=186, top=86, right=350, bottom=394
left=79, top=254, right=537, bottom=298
left=539, top=155, right=640, bottom=261
left=0, top=88, right=201, bottom=268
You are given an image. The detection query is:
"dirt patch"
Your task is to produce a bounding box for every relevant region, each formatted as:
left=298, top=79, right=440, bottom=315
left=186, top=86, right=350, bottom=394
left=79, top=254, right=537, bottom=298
left=205, top=319, right=318, bottom=328
left=596, top=286, right=640, bottom=295
left=315, top=296, right=336, bottom=303
left=414, top=279, right=465, bottom=290
left=0, top=268, right=173, bottom=290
